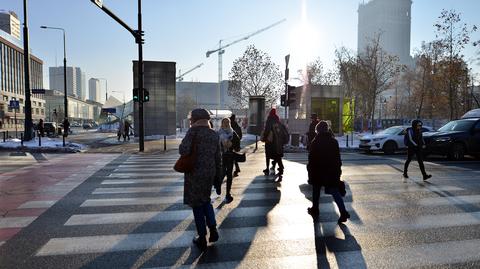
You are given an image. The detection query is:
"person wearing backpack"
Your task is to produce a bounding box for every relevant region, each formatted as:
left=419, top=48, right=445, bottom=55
left=218, top=117, right=240, bottom=203
left=179, top=108, right=222, bottom=250
left=230, top=114, right=243, bottom=177
left=403, top=120, right=432, bottom=181
left=261, top=108, right=288, bottom=181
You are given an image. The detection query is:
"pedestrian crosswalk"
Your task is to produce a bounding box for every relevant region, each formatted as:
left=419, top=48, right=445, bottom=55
left=2, top=151, right=480, bottom=268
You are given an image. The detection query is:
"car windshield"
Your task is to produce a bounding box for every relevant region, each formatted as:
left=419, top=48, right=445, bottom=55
left=438, top=120, right=475, bottom=132
left=377, top=127, right=403, bottom=135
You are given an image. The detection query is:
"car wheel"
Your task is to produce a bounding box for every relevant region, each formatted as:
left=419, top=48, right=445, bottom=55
left=383, top=141, right=397, bottom=155
left=448, top=143, right=465, bottom=161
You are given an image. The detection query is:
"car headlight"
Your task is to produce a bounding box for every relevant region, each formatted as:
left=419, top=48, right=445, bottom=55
left=434, top=137, right=451, bottom=142
left=372, top=137, right=386, bottom=142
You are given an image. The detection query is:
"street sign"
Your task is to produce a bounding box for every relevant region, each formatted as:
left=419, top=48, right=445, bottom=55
left=102, top=108, right=116, bottom=113
left=31, top=89, right=46, bottom=94
left=9, top=100, right=20, bottom=109
left=93, top=0, right=103, bottom=8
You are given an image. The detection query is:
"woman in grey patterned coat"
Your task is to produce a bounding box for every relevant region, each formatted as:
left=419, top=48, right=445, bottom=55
left=179, top=108, right=222, bottom=250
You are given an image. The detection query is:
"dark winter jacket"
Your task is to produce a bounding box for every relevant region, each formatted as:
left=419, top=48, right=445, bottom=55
left=179, top=121, right=222, bottom=207
left=307, top=119, right=320, bottom=148
left=262, top=117, right=288, bottom=159
left=307, top=132, right=342, bottom=187
left=406, top=120, right=425, bottom=148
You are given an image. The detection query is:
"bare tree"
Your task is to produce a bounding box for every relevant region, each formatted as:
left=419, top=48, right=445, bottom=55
left=434, top=9, right=477, bottom=119
left=358, top=34, right=402, bottom=133
left=228, top=45, right=283, bottom=108
left=297, top=58, right=339, bottom=86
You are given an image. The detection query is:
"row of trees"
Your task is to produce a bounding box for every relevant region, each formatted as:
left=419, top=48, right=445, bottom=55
left=226, top=9, right=479, bottom=127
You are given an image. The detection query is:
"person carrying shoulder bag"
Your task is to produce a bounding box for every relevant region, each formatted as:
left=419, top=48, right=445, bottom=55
left=179, top=108, right=222, bottom=250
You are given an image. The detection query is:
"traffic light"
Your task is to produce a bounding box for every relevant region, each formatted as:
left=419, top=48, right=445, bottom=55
left=133, top=88, right=140, bottom=102
left=287, top=85, right=296, bottom=105
left=143, top=89, right=149, bottom=102
left=280, top=94, right=287, bottom=107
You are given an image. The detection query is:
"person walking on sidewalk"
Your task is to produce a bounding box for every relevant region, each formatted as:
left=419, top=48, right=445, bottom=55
left=123, top=120, right=132, bottom=141
left=403, top=119, right=432, bottom=181
left=261, top=108, right=289, bottom=181
left=230, top=114, right=243, bottom=177
left=38, top=119, right=45, bottom=137
left=307, top=121, right=350, bottom=224
left=218, top=117, right=240, bottom=203
left=306, top=113, right=320, bottom=150
left=179, top=108, right=222, bottom=250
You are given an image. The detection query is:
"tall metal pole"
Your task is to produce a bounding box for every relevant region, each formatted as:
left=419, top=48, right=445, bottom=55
left=105, top=80, right=108, bottom=102
left=63, top=30, right=68, bottom=122
left=23, top=0, right=33, bottom=141
left=137, top=0, right=145, bottom=152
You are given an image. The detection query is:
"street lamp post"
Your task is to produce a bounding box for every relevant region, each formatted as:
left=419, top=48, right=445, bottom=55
left=40, top=25, right=67, bottom=147
left=23, top=0, right=33, bottom=141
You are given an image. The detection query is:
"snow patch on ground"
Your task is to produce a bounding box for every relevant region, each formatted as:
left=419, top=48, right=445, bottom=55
left=0, top=137, right=85, bottom=152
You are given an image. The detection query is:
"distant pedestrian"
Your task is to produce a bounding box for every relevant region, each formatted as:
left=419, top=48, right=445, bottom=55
left=38, top=119, right=45, bottom=137
left=306, top=113, right=320, bottom=150
left=403, top=120, right=432, bottom=181
left=261, top=108, right=289, bottom=181
left=123, top=120, right=131, bottom=141
left=218, top=117, right=240, bottom=203
left=230, top=114, right=243, bottom=177
left=62, top=118, right=70, bottom=137
left=179, top=108, right=222, bottom=250
left=307, top=121, right=350, bottom=223
left=117, top=120, right=124, bottom=141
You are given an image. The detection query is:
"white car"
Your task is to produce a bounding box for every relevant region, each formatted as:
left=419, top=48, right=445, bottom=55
left=359, top=125, right=434, bottom=154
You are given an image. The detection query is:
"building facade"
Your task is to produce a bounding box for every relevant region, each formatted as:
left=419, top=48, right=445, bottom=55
left=75, top=67, right=86, bottom=100
left=0, top=29, right=45, bottom=130
left=49, top=66, right=77, bottom=97
left=0, top=11, right=21, bottom=40
left=44, top=89, right=102, bottom=123
left=358, top=0, right=413, bottom=67
left=88, top=78, right=101, bottom=103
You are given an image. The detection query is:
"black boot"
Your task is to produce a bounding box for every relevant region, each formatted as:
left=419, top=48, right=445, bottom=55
left=263, top=169, right=269, bottom=176
left=423, top=174, right=432, bottom=181
left=193, top=236, right=207, bottom=250
left=338, top=211, right=350, bottom=224
left=209, top=226, right=219, bottom=242
left=403, top=172, right=409, bottom=178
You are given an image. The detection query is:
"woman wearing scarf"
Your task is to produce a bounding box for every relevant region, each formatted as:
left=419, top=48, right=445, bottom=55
left=218, top=117, right=240, bottom=203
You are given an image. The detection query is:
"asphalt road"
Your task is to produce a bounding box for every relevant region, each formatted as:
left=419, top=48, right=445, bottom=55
left=1, top=150, right=480, bottom=268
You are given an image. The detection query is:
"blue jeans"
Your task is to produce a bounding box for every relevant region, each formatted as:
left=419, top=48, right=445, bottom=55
left=312, top=185, right=347, bottom=213
left=192, top=201, right=217, bottom=237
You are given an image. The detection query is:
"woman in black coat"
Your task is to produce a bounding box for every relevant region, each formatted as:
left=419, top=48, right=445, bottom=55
left=307, top=121, right=350, bottom=223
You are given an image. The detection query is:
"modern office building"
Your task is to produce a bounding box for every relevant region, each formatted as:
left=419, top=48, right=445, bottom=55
left=44, top=89, right=103, bottom=122
left=88, top=78, right=101, bottom=102
left=357, top=0, right=413, bottom=66
left=0, top=11, right=21, bottom=40
left=75, top=67, right=86, bottom=100
left=49, top=66, right=77, bottom=97
left=0, top=26, right=45, bottom=130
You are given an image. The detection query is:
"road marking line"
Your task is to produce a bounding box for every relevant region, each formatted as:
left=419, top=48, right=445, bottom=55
left=0, top=217, right=36, bottom=228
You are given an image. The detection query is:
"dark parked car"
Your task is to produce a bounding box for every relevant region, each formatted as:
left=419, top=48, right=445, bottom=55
left=43, top=122, right=58, bottom=136
left=424, top=118, right=480, bottom=160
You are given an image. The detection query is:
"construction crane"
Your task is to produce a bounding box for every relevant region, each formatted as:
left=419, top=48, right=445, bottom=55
left=206, top=19, right=286, bottom=109
left=176, top=63, right=204, bottom=82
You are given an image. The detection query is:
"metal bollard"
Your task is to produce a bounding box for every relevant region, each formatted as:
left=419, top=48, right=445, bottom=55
left=3, top=131, right=5, bottom=142
left=6, top=130, right=9, bottom=139
left=346, top=135, right=349, bottom=148
left=164, top=135, right=167, bottom=151
left=38, top=132, right=42, bottom=147
left=255, top=135, right=258, bottom=150
left=21, top=133, right=24, bottom=146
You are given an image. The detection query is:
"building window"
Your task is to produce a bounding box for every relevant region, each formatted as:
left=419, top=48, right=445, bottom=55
left=36, top=108, right=39, bottom=115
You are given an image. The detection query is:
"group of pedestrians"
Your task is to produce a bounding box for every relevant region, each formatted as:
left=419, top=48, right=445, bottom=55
left=179, top=107, right=432, bottom=251
left=117, top=119, right=132, bottom=142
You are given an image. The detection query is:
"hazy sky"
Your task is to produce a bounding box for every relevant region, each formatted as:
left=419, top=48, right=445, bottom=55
left=2, top=0, right=479, bottom=101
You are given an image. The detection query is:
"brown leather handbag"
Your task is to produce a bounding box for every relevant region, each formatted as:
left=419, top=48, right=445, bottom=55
left=174, top=133, right=197, bottom=173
